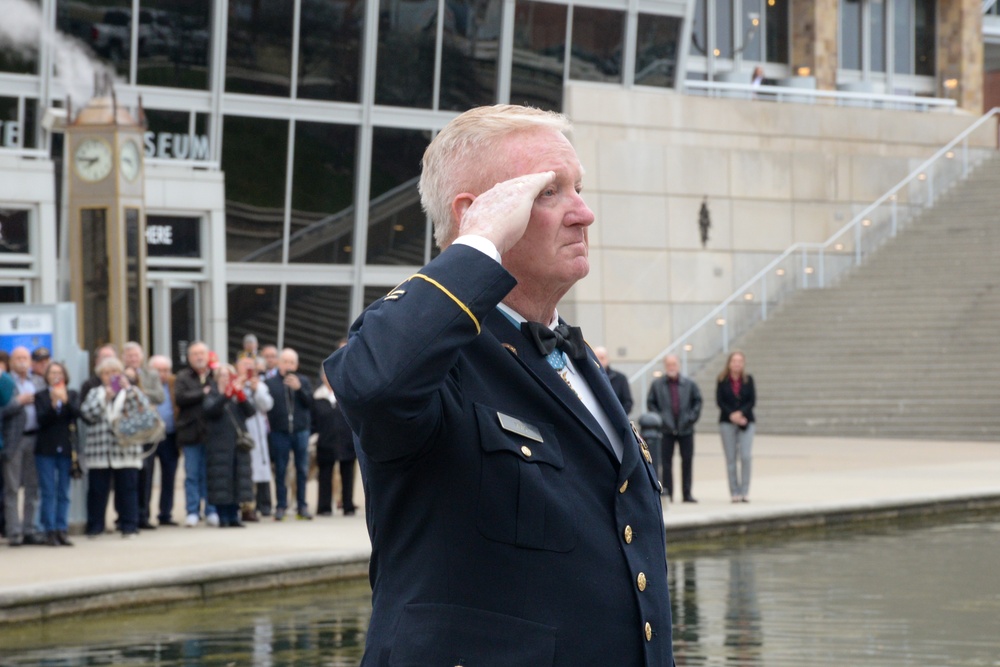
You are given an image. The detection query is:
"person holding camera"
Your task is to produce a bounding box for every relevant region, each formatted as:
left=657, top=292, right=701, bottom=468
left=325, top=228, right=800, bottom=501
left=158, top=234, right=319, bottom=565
left=34, top=362, right=81, bottom=546
left=204, top=364, right=257, bottom=528
left=80, top=357, right=146, bottom=538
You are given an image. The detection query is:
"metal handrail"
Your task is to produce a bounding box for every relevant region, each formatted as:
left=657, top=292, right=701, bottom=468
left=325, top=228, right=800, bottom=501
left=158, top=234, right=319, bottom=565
left=684, top=80, right=957, bottom=112
left=628, top=108, right=1000, bottom=400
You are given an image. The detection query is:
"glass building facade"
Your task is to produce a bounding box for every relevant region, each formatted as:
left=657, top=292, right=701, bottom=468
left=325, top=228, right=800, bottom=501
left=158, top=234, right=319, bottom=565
left=0, top=0, right=946, bottom=372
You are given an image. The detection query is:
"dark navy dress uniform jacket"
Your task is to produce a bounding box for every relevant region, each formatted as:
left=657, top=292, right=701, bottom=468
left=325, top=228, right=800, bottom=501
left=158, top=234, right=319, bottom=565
left=324, top=244, right=675, bottom=667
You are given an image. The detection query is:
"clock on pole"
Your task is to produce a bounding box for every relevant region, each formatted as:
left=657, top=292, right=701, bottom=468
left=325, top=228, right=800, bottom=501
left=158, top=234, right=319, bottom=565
left=65, top=82, right=149, bottom=354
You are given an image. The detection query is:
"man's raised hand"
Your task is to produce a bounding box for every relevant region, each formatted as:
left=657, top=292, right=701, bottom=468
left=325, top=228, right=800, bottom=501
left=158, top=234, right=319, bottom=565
left=457, top=171, right=555, bottom=255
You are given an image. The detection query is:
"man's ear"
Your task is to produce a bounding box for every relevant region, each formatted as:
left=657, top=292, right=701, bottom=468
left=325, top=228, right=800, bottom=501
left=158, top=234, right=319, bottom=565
left=450, top=193, right=476, bottom=234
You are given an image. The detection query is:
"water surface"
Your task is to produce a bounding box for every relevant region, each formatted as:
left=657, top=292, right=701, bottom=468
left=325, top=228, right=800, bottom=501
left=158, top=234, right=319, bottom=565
left=1, top=516, right=997, bottom=666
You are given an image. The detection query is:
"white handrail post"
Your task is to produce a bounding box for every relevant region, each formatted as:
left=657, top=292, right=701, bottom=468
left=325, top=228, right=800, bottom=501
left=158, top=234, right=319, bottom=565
left=962, top=137, right=969, bottom=178
left=800, top=248, right=808, bottom=288
left=855, top=224, right=862, bottom=265
left=927, top=170, right=934, bottom=207
left=818, top=246, right=825, bottom=288
left=761, top=274, right=768, bottom=321
left=890, top=196, right=898, bottom=237
left=722, top=305, right=729, bottom=354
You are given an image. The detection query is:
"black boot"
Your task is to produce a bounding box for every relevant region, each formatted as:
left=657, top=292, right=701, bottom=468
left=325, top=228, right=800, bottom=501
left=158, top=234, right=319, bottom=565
left=56, top=531, right=74, bottom=546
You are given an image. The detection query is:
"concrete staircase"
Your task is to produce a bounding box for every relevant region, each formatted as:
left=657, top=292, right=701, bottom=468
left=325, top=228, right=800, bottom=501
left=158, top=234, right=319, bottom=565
left=691, top=156, right=1000, bottom=441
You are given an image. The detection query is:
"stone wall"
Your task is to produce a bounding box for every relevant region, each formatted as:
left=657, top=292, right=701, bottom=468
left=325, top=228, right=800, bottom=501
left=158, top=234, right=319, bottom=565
left=562, top=84, right=995, bottom=371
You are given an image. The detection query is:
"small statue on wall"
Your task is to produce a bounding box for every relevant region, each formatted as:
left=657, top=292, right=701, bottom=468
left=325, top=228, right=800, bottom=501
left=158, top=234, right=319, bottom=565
left=699, top=196, right=711, bottom=248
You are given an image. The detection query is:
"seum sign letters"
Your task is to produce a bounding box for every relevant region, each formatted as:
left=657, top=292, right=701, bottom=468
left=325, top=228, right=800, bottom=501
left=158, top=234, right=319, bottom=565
left=143, top=131, right=210, bottom=161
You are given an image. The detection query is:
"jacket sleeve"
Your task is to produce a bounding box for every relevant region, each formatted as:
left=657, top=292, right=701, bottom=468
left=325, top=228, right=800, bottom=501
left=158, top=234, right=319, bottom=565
left=174, top=373, right=206, bottom=408
left=139, top=368, right=166, bottom=404
left=295, top=375, right=314, bottom=410
left=81, top=385, right=107, bottom=422
left=252, top=382, right=274, bottom=413
left=646, top=381, right=661, bottom=414
left=324, top=244, right=517, bottom=463
left=202, top=389, right=227, bottom=419
left=690, top=381, right=703, bottom=423
left=740, top=377, right=756, bottom=413
left=35, top=390, right=58, bottom=427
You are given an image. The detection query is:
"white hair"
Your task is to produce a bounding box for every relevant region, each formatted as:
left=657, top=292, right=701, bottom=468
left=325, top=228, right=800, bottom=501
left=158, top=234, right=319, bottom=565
left=419, top=104, right=573, bottom=248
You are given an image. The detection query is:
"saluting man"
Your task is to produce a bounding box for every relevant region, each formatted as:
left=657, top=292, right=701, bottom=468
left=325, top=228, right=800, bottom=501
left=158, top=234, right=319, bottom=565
left=324, top=104, right=675, bottom=666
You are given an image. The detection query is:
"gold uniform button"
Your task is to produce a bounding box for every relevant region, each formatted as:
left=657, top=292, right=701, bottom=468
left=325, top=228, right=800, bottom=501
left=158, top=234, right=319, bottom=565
left=624, top=525, right=633, bottom=544
left=644, top=622, right=652, bottom=641
left=619, top=480, right=628, bottom=493
left=520, top=445, right=532, bottom=457
left=637, top=572, right=647, bottom=591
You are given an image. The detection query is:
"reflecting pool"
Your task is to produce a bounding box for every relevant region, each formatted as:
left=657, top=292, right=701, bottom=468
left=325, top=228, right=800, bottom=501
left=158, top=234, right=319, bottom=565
left=1, top=516, right=997, bottom=666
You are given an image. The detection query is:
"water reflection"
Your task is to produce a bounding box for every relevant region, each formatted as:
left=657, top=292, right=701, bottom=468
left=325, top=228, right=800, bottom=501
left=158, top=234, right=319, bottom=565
left=1, top=518, right=999, bottom=666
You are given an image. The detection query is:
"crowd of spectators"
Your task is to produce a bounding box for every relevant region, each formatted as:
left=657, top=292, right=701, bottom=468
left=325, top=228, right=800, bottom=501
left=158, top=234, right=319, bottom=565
left=0, top=335, right=357, bottom=546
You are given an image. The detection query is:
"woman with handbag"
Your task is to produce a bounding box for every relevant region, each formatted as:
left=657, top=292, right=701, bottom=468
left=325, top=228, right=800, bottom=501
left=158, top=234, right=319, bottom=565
left=34, top=362, right=81, bottom=546
left=204, top=363, right=256, bottom=528
left=80, top=357, right=147, bottom=538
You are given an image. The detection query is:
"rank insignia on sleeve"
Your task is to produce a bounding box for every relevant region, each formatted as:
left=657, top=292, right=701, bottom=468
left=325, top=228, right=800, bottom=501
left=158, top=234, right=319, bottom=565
left=383, top=288, right=406, bottom=302
left=502, top=343, right=518, bottom=356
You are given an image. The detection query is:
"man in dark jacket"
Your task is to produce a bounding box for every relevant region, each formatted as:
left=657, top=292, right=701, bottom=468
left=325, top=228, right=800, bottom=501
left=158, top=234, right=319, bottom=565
left=325, top=105, right=675, bottom=667
left=647, top=354, right=702, bottom=503
left=265, top=348, right=313, bottom=521
left=173, top=341, right=218, bottom=527
left=594, top=345, right=633, bottom=414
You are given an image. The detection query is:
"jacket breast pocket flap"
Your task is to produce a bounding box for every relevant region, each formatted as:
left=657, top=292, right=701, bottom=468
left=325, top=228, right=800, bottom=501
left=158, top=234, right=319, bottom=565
left=474, top=404, right=563, bottom=469
left=389, top=603, right=556, bottom=666
left=474, top=403, right=575, bottom=552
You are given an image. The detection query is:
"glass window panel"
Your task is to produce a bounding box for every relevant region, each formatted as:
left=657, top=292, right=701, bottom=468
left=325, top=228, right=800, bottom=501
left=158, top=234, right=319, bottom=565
left=368, top=127, right=428, bottom=266
left=690, top=0, right=707, bottom=55
left=223, top=116, right=288, bottom=262
left=226, top=0, right=294, bottom=96
left=870, top=0, right=886, bottom=72
left=765, top=0, right=788, bottom=64
left=298, top=0, right=365, bottom=102
left=511, top=0, right=567, bottom=111
left=840, top=0, right=862, bottom=70
left=124, top=208, right=142, bottom=344
left=913, top=0, right=934, bottom=76
left=570, top=7, right=624, bottom=83
left=893, top=0, right=913, bottom=74
left=56, top=0, right=133, bottom=79
left=0, top=209, right=30, bottom=255
left=374, top=0, right=437, bottom=107
left=439, top=0, right=502, bottom=110
left=136, top=0, right=210, bottom=89
left=226, top=284, right=280, bottom=364
left=0, top=0, right=38, bottom=74
left=289, top=121, right=357, bottom=265
left=0, top=286, right=26, bottom=303
left=284, top=285, right=352, bottom=379
left=715, top=0, right=734, bottom=58
left=1, top=98, right=38, bottom=150
left=635, top=14, right=681, bottom=88
left=80, top=207, right=111, bottom=351
left=742, top=0, right=763, bottom=62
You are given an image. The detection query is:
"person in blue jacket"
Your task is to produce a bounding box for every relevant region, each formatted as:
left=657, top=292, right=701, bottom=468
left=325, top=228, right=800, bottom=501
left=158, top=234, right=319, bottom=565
left=324, top=105, right=675, bottom=667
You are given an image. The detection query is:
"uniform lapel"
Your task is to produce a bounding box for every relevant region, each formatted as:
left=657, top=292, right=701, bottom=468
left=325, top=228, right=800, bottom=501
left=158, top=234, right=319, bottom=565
left=484, top=311, right=619, bottom=463
left=574, top=344, right=642, bottom=484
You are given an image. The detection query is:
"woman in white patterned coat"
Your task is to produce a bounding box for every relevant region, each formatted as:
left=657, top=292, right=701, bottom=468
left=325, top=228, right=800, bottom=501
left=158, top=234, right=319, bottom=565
left=80, top=357, right=147, bottom=537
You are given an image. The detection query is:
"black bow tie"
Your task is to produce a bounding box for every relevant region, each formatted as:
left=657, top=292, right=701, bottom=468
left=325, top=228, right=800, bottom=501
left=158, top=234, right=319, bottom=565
left=521, top=321, right=587, bottom=360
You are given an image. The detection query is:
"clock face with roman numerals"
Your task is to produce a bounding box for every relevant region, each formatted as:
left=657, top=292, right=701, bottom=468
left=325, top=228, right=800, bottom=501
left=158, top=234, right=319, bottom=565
left=74, top=138, right=113, bottom=182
